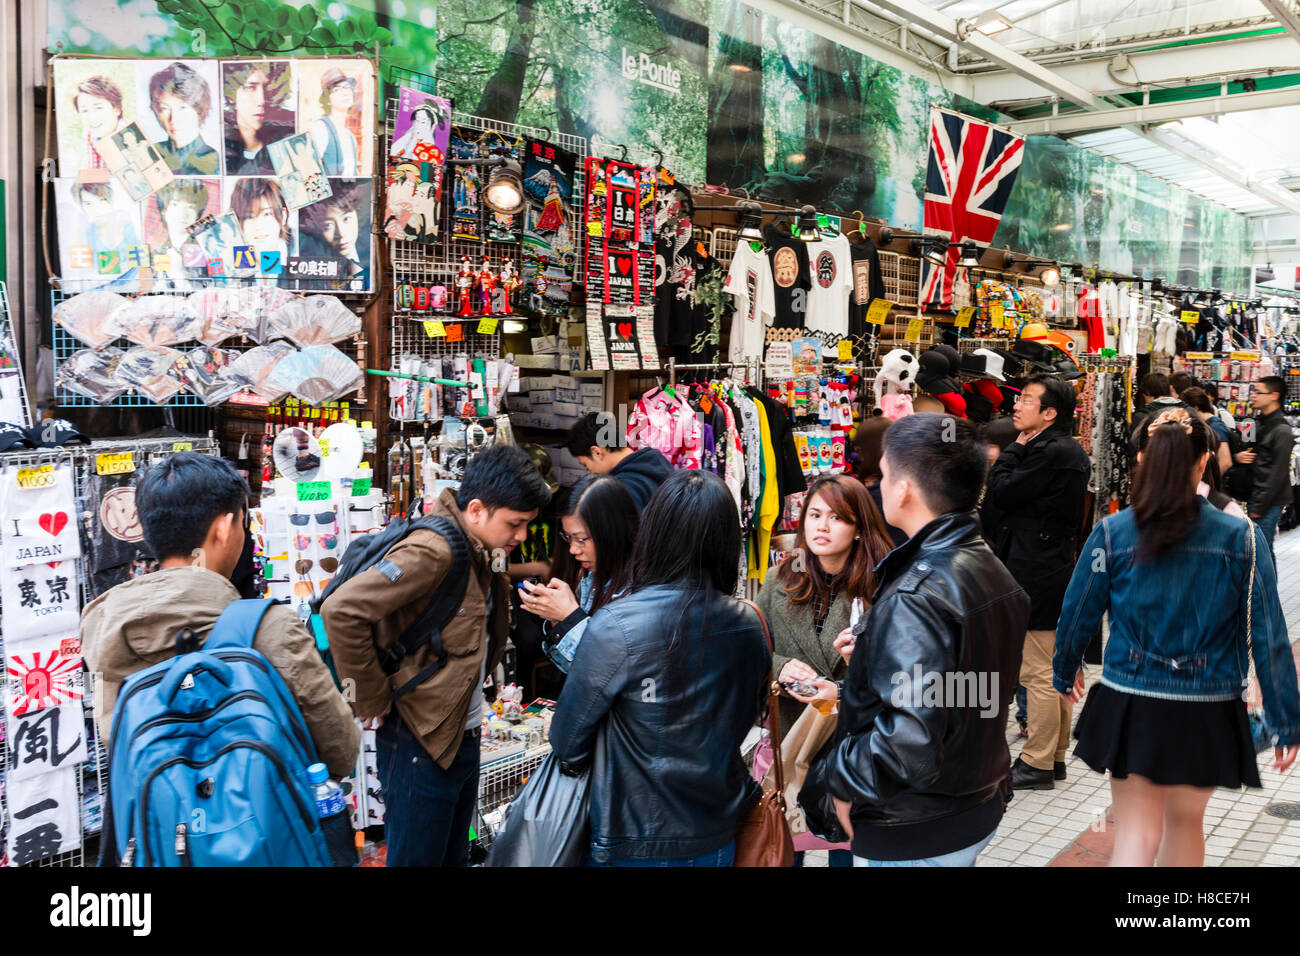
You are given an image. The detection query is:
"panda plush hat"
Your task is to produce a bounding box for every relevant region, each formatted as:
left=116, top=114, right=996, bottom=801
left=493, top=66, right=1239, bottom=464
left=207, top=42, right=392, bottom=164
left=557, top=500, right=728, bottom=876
left=874, top=348, right=918, bottom=420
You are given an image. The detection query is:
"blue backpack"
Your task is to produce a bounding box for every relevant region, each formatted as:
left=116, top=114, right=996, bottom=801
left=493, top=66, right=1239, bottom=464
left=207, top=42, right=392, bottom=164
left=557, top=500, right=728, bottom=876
left=105, top=600, right=331, bottom=867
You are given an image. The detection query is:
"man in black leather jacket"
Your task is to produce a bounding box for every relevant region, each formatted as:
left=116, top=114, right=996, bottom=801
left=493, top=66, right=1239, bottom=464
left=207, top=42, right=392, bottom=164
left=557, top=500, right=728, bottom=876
left=982, top=375, right=1090, bottom=791
left=827, top=413, right=1029, bottom=866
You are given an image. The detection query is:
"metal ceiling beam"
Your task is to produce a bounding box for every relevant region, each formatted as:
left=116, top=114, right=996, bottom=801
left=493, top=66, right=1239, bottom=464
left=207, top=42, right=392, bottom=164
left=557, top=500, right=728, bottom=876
left=1258, top=0, right=1300, bottom=42
left=1006, top=85, right=1300, bottom=134
left=1142, top=127, right=1300, bottom=216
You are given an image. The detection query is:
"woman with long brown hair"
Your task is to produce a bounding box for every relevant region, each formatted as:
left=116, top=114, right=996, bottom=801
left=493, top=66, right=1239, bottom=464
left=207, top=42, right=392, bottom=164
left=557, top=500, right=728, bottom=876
left=1055, top=416, right=1300, bottom=866
left=757, top=473, right=894, bottom=866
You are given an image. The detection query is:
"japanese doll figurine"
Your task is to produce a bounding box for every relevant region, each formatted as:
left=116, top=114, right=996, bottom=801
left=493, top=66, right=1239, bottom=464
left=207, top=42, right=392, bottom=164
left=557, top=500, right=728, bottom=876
left=455, top=256, right=475, bottom=317
left=477, top=256, right=499, bottom=316
left=498, top=259, right=520, bottom=314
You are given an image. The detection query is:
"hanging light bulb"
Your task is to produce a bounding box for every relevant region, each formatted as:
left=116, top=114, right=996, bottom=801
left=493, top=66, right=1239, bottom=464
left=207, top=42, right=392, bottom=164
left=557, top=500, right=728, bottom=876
left=736, top=201, right=765, bottom=244
left=796, top=205, right=821, bottom=242
left=1039, top=265, right=1061, bottom=288
left=912, top=238, right=947, bottom=265
left=484, top=154, right=524, bottom=214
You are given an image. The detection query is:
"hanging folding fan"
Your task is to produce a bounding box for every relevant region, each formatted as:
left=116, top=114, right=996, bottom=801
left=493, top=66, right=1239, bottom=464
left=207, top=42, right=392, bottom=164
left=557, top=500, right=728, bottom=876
left=189, top=288, right=250, bottom=346
left=114, top=346, right=187, bottom=404
left=232, top=286, right=301, bottom=343
left=217, top=341, right=297, bottom=403
left=53, top=291, right=130, bottom=349
left=55, top=347, right=129, bottom=404
left=109, top=295, right=203, bottom=348
left=267, top=295, right=361, bottom=348
left=180, top=346, right=242, bottom=405
left=265, top=345, right=363, bottom=406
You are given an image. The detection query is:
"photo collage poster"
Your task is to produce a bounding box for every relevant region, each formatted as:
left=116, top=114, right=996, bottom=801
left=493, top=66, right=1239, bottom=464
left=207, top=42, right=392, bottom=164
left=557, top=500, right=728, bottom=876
left=53, top=57, right=375, bottom=294
left=384, top=87, right=451, bottom=245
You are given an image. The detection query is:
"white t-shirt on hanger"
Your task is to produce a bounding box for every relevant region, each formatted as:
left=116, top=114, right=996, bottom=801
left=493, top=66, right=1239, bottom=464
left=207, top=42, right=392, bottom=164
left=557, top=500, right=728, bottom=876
left=724, top=241, right=776, bottom=365
left=803, top=232, right=854, bottom=335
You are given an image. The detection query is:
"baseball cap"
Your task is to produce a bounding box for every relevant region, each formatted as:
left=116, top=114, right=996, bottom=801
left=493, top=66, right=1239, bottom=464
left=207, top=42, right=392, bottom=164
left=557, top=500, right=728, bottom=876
left=0, top=421, right=34, bottom=451
left=28, top=418, right=90, bottom=448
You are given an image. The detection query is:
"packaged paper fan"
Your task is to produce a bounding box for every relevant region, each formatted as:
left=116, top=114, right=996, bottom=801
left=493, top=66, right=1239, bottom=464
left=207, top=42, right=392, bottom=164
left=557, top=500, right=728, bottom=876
left=180, top=346, right=241, bottom=405
left=189, top=288, right=251, bottom=346
left=218, top=341, right=297, bottom=403
left=55, top=347, right=129, bottom=404
left=267, top=295, right=361, bottom=348
left=110, top=295, right=203, bottom=348
left=234, top=286, right=300, bottom=343
left=53, top=291, right=129, bottom=349
left=115, top=346, right=187, bottom=404
left=266, top=344, right=363, bottom=406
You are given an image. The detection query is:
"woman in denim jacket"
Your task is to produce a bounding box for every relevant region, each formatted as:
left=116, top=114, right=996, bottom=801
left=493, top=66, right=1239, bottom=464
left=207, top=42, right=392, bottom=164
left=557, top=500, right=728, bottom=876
left=1054, top=414, right=1300, bottom=866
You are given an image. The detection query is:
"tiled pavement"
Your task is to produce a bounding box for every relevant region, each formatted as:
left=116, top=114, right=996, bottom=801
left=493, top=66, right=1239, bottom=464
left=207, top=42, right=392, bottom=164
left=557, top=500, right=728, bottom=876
left=806, top=525, right=1300, bottom=868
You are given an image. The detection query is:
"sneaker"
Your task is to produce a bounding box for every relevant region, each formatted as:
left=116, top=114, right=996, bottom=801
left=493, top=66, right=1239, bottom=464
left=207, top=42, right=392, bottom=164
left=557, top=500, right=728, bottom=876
left=1054, top=761, right=1067, bottom=781
left=1010, top=756, right=1054, bottom=791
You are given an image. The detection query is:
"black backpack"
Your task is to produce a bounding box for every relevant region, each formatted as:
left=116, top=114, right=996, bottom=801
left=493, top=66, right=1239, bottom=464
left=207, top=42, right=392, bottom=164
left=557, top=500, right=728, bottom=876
left=315, top=510, right=470, bottom=702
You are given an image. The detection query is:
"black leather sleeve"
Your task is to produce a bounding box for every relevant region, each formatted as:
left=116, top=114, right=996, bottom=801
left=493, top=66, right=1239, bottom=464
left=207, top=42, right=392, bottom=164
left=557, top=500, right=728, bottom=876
left=548, top=607, right=630, bottom=768
left=826, top=589, right=959, bottom=806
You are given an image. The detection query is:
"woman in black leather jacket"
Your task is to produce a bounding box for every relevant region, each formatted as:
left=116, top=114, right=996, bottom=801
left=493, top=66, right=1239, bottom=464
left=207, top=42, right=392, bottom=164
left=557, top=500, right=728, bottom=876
left=548, top=469, right=772, bottom=866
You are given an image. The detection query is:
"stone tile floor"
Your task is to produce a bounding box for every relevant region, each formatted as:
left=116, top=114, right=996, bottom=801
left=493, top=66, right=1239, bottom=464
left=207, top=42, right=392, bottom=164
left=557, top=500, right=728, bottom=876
left=805, top=525, right=1300, bottom=868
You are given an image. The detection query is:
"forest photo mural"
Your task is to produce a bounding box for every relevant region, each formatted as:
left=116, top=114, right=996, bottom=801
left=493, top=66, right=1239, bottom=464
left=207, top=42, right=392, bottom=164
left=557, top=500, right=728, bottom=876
left=51, top=0, right=1250, bottom=290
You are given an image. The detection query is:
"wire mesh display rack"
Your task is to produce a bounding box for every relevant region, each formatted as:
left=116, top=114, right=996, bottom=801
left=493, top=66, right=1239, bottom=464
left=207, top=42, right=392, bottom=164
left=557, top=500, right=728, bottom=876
left=384, top=99, right=589, bottom=372
left=0, top=436, right=217, bottom=866
left=472, top=744, right=551, bottom=854
left=0, top=282, right=33, bottom=427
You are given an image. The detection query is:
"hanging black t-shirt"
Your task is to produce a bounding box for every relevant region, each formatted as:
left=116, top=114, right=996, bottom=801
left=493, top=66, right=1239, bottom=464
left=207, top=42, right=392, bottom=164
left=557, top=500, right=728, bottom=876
left=765, top=224, right=811, bottom=329
left=847, top=235, right=887, bottom=339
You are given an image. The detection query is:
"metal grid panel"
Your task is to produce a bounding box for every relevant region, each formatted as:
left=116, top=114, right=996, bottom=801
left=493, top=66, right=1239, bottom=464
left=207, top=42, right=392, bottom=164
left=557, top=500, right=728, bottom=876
left=473, top=745, right=550, bottom=851
left=385, top=102, right=588, bottom=367
left=0, top=282, right=32, bottom=427
left=0, top=437, right=217, bottom=866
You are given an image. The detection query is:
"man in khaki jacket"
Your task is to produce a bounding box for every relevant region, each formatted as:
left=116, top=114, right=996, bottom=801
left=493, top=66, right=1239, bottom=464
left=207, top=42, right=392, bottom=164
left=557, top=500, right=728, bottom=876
left=324, top=443, right=551, bottom=866
left=81, top=453, right=360, bottom=780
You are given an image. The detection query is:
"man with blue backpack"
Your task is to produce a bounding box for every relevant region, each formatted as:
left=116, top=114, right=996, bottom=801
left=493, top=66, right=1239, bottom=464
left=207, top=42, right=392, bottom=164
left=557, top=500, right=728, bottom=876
left=81, top=453, right=360, bottom=866
left=323, top=444, right=551, bottom=867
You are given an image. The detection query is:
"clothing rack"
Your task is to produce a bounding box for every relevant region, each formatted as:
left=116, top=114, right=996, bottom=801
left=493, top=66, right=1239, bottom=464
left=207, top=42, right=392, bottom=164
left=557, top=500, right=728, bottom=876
left=665, top=357, right=759, bottom=387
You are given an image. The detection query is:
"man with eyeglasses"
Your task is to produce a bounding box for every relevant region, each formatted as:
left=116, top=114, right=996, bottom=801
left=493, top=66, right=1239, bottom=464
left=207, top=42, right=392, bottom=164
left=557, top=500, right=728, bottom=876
left=1244, top=376, right=1294, bottom=553
left=981, top=375, right=1091, bottom=792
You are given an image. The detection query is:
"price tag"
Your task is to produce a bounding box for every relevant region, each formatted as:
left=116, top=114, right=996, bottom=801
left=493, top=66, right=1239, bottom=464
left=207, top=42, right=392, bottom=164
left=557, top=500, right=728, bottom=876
left=423, top=320, right=446, bottom=338
left=477, top=317, right=500, bottom=335
left=318, top=438, right=331, bottom=458
left=171, top=441, right=193, bottom=452
left=96, top=452, right=135, bottom=475
left=955, top=307, right=976, bottom=328
left=446, top=323, right=465, bottom=343
left=905, top=318, right=925, bottom=343
left=1230, top=350, right=1261, bottom=362
left=837, top=340, right=853, bottom=362
left=865, top=299, right=892, bottom=326
left=989, top=304, right=1005, bottom=328
left=351, top=477, right=372, bottom=497
left=1180, top=310, right=1199, bottom=324
left=1184, top=352, right=1213, bottom=360
left=296, top=480, right=332, bottom=502
left=16, top=465, right=55, bottom=490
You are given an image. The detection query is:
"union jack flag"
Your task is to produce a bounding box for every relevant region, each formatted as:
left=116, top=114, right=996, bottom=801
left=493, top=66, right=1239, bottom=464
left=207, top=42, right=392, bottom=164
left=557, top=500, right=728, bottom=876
left=920, top=107, right=1025, bottom=309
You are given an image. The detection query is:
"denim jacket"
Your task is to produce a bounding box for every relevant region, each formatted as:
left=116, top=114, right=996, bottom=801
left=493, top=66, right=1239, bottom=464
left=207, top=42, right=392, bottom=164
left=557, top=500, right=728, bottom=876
left=1053, top=500, right=1300, bottom=747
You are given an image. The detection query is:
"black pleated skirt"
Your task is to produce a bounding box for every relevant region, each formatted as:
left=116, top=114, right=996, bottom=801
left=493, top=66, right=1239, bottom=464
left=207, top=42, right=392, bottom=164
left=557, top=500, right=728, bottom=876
left=1072, top=683, right=1261, bottom=789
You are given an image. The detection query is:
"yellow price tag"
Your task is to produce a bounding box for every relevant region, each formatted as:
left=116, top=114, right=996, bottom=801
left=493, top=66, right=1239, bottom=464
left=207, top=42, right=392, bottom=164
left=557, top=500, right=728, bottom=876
left=96, top=452, right=136, bottom=476
left=837, top=340, right=853, bottom=362
left=1183, top=352, right=1213, bottom=360
left=865, top=299, right=893, bottom=326
left=171, top=441, right=193, bottom=452
left=1230, top=350, right=1260, bottom=362
left=905, top=318, right=925, bottom=343
left=16, top=465, right=55, bottom=490
left=477, top=317, right=500, bottom=335
left=1180, top=310, right=1199, bottom=324
left=955, top=307, right=976, bottom=328
left=319, top=438, right=331, bottom=458
left=989, top=304, right=1005, bottom=328
left=423, top=320, right=447, bottom=338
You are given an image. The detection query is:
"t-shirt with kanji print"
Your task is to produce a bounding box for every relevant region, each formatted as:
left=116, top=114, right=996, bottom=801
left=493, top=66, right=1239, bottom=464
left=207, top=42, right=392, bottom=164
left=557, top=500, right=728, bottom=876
left=765, top=225, right=810, bottom=329
left=847, top=235, right=887, bottom=338
left=803, top=232, right=854, bottom=336
left=724, top=241, right=775, bottom=365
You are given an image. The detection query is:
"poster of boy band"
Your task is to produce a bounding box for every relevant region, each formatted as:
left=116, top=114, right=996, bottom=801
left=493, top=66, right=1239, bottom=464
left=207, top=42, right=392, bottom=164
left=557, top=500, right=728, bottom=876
left=52, top=57, right=375, bottom=293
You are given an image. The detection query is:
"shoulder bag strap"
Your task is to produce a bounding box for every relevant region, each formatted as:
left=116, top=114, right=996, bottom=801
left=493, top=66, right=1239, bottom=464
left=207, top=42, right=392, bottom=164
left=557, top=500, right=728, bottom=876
left=738, top=598, right=785, bottom=798
left=1243, top=517, right=1257, bottom=702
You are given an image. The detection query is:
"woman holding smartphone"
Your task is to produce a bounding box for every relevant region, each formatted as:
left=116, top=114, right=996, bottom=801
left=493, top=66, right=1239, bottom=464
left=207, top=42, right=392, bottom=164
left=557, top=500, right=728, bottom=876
left=758, top=473, right=893, bottom=866
left=518, top=473, right=638, bottom=671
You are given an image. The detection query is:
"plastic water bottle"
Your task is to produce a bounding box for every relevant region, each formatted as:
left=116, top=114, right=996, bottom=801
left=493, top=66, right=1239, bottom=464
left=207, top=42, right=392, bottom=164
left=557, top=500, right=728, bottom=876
left=308, top=762, right=346, bottom=818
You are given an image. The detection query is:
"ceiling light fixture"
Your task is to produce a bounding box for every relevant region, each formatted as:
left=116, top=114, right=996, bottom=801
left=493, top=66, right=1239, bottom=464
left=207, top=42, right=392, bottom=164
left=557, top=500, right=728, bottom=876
left=974, top=11, right=1014, bottom=35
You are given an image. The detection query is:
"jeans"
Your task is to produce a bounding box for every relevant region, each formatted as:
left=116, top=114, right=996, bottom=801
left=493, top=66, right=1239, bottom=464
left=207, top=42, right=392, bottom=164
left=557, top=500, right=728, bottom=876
left=1255, top=505, right=1283, bottom=554
left=375, top=714, right=480, bottom=867
left=587, top=840, right=735, bottom=867
left=1015, top=685, right=1027, bottom=726
left=854, top=828, right=996, bottom=867
left=794, top=849, right=854, bottom=867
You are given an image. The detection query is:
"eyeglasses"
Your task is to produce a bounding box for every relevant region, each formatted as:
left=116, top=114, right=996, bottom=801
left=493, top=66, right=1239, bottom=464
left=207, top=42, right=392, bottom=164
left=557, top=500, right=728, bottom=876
left=558, top=531, right=591, bottom=546
left=294, top=533, right=338, bottom=551
left=295, top=557, right=339, bottom=574
left=1013, top=397, right=1041, bottom=408
left=291, top=511, right=337, bottom=527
